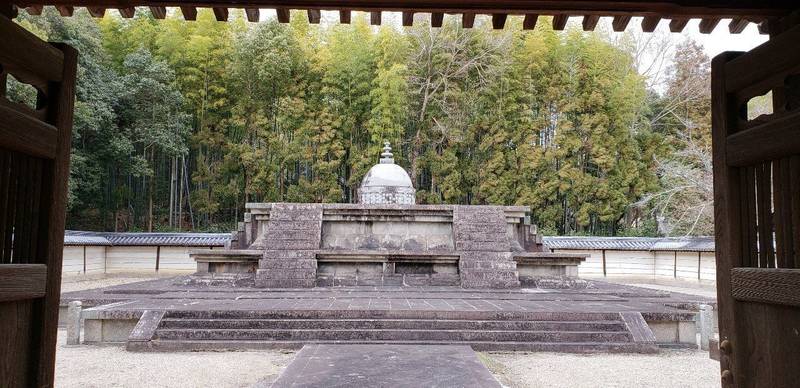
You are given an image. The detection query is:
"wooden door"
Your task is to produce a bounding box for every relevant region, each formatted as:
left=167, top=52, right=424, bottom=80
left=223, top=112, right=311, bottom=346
left=0, top=13, right=77, bottom=388
left=711, top=23, right=800, bottom=388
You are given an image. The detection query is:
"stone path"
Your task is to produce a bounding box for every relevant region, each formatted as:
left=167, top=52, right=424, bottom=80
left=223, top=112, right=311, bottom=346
left=269, top=344, right=501, bottom=388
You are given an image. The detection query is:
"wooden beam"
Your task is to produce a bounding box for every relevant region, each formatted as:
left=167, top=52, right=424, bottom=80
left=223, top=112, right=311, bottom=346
left=461, top=12, right=474, bottom=28
left=307, top=9, right=320, bottom=24
left=0, top=264, right=47, bottom=302
left=118, top=7, right=135, bottom=18
left=0, top=103, right=58, bottom=160
left=492, top=13, right=507, bottom=29
left=25, top=5, right=43, bottom=15
left=729, top=18, right=749, bottom=33
left=523, top=14, right=538, bottom=30
left=725, top=24, right=800, bottom=96
left=180, top=6, right=196, bottom=20
left=55, top=5, right=73, bottom=16
left=669, top=18, right=689, bottom=32
left=276, top=8, right=289, bottom=23
left=731, top=268, right=800, bottom=307
left=339, top=9, right=350, bottom=23
left=402, top=11, right=413, bottom=26
left=149, top=6, right=166, bottom=19
left=726, top=110, right=800, bottom=167
left=212, top=7, right=228, bottom=21
left=552, top=14, right=568, bottom=30
left=431, top=12, right=443, bottom=27
left=0, top=15, right=64, bottom=83
left=244, top=7, right=259, bottom=22
left=612, top=15, right=631, bottom=31
left=641, top=16, right=660, bottom=32
left=582, top=15, right=599, bottom=31
left=370, top=10, right=380, bottom=25
left=86, top=7, right=105, bottom=17
left=699, top=17, right=720, bottom=33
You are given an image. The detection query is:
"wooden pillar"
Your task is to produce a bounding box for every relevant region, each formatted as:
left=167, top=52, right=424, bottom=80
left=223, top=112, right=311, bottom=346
left=155, top=245, right=161, bottom=272
left=601, top=249, right=607, bottom=276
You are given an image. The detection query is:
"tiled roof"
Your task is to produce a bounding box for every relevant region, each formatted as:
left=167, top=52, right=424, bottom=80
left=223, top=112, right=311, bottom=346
left=64, top=231, right=229, bottom=247
left=543, top=236, right=715, bottom=252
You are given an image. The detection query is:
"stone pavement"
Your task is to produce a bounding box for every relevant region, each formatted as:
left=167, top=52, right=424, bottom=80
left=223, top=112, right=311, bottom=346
left=268, top=344, right=501, bottom=388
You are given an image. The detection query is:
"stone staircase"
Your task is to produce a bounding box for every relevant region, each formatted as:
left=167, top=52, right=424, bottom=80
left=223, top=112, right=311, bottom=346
left=453, top=206, right=521, bottom=288
left=126, top=310, right=658, bottom=353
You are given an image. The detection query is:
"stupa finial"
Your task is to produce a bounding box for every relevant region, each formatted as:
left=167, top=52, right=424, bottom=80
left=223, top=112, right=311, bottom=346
left=380, top=141, right=394, bottom=164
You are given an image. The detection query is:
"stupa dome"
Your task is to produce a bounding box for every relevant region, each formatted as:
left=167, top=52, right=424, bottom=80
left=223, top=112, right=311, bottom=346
left=359, top=142, right=416, bottom=205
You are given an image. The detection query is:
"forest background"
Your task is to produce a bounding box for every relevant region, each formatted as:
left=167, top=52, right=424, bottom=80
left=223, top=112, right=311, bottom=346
left=10, top=8, right=730, bottom=236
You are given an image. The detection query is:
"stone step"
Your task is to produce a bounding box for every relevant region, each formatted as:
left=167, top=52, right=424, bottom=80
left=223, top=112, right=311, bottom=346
left=164, top=310, right=623, bottom=321
left=153, top=328, right=633, bottom=343
left=158, top=318, right=627, bottom=332
left=129, top=339, right=657, bottom=354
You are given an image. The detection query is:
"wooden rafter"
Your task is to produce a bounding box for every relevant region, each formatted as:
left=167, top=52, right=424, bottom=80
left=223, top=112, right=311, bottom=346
left=522, top=14, right=538, bottom=30
left=244, top=7, right=259, bottom=22
left=641, top=16, right=660, bottom=32
left=461, top=12, right=474, bottom=28
left=582, top=15, right=599, bottom=31
left=431, top=12, right=443, bottom=27
left=370, top=10, right=380, bottom=25
left=212, top=7, right=227, bottom=21
left=612, top=15, right=631, bottom=31
left=729, top=18, right=749, bottom=34
left=552, top=14, right=568, bottom=30
left=149, top=6, right=166, bottom=19
left=118, top=7, right=134, bottom=18
left=699, top=17, right=720, bottom=33
left=179, top=6, right=196, bottom=20
left=25, top=5, right=42, bottom=15
left=339, top=9, right=350, bottom=23
left=276, top=8, right=289, bottom=22
left=402, top=10, right=413, bottom=26
left=669, top=17, right=688, bottom=32
left=492, top=13, right=506, bottom=29
left=86, top=6, right=104, bottom=17
left=307, top=9, right=320, bottom=23
left=55, top=5, right=73, bottom=16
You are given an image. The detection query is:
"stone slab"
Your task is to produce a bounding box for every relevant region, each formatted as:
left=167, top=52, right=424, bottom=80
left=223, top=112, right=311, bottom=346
left=270, top=344, right=501, bottom=388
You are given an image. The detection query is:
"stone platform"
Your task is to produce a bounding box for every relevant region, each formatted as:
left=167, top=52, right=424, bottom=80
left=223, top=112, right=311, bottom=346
left=61, top=278, right=712, bottom=353
left=270, top=344, right=501, bottom=388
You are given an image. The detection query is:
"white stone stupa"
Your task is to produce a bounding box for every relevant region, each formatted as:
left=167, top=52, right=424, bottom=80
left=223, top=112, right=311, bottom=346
left=358, top=141, right=416, bottom=205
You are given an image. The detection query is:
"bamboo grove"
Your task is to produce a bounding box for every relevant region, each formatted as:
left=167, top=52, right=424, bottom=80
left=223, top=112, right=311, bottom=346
left=10, top=8, right=718, bottom=236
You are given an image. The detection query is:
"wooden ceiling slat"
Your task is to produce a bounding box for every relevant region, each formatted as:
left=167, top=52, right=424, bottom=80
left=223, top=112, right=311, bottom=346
left=612, top=15, right=631, bottom=31
left=641, top=16, right=660, bottom=32
left=212, top=7, right=227, bottom=21
left=339, top=9, right=350, bottom=23
left=244, top=8, right=259, bottom=22
left=86, top=7, right=105, bottom=17
left=276, top=8, right=289, bottom=23
left=118, top=7, right=134, bottom=18
left=492, top=13, right=507, bottom=29
left=523, top=14, right=538, bottom=30
left=552, top=14, right=568, bottom=30
left=307, top=9, right=320, bottom=23
left=55, top=5, right=73, bottom=16
left=699, top=17, right=720, bottom=33
left=431, top=12, right=443, bottom=27
left=370, top=11, right=380, bottom=25
left=402, top=11, right=413, bottom=26
left=180, top=6, right=196, bottom=20
left=669, top=18, right=688, bottom=32
left=582, top=15, right=599, bottom=31
left=729, top=18, right=749, bottom=33
left=149, top=6, right=166, bottom=19
left=462, top=12, right=474, bottom=28
left=25, top=5, right=43, bottom=15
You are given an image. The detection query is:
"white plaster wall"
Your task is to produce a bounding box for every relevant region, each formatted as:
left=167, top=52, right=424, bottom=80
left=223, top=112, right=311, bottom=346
left=700, top=252, right=717, bottom=281
left=573, top=250, right=604, bottom=277
left=654, top=251, right=674, bottom=278
left=85, top=246, right=106, bottom=274
left=603, top=250, right=654, bottom=277
left=105, top=246, right=158, bottom=273
left=676, top=252, right=701, bottom=280
left=157, top=246, right=196, bottom=271
left=62, top=246, right=86, bottom=276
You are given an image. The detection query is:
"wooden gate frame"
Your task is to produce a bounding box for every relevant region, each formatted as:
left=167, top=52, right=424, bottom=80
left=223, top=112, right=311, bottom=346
left=712, top=21, right=800, bottom=388
left=0, top=14, right=76, bottom=388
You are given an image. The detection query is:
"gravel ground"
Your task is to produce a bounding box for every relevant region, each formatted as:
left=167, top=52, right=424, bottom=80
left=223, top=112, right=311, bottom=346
left=479, top=350, right=720, bottom=388
left=55, top=330, right=296, bottom=388
left=60, top=276, right=165, bottom=293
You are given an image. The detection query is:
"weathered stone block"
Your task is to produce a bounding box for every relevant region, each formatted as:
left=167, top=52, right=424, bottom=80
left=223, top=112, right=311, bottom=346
left=402, top=237, right=425, bottom=251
